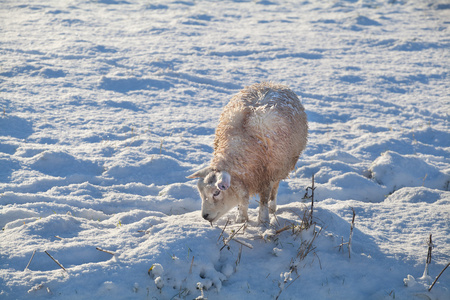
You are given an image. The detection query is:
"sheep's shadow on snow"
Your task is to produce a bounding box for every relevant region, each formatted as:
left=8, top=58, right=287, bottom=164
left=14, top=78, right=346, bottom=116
left=217, top=203, right=388, bottom=262
left=281, top=204, right=413, bottom=267
left=198, top=203, right=418, bottom=297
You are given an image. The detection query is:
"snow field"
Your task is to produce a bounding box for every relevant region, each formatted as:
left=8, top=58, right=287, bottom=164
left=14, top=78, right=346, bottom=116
left=1, top=0, right=449, bottom=299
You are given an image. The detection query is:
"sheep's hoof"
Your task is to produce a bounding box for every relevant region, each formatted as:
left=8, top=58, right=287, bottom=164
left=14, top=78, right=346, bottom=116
left=258, top=220, right=270, bottom=228
left=236, top=214, right=248, bottom=223
left=257, top=214, right=270, bottom=226
left=268, top=201, right=277, bottom=214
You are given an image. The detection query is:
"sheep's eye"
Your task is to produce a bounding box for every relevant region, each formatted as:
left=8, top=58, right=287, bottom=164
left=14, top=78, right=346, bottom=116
left=213, top=190, right=221, bottom=197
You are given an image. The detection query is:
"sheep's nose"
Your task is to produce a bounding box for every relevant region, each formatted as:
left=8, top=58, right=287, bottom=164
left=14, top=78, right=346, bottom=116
left=203, top=213, right=209, bottom=220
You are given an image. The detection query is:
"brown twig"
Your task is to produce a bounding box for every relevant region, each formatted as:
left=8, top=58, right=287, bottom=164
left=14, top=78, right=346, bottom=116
left=348, top=208, right=356, bottom=259
left=96, top=247, right=115, bottom=256
left=282, top=274, right=301, bottom=293
left=428, top=262, right=450, bottom=291
left=276, top=226, right=320, bottom=299
left=24, top=250, right=37, bottom=271
left=217, top=219, right=230, bottom=242
left=220, top=223, right=246, bottom=251
left=338, top=237, right=345, bottom=252
left=232, top=238, right=253, bottom=249
left=44, top=251, right=67, bottom=272
left=189, top=256, right=194, bottom=274
left=296, top=226, right=319, bottom=261
left=235, top=245, right=243, bottom=267
left=314, top=252, right=323, bottom=270
left=286, top=208, right=310, bottom=237
left=426, top=234, right=433, bottom=265
left=422, top=234, right=433, bottom=278
left=275, top=225, right=291, bottom=235
left=271, top=208, right=281, bottom=227
left=303, top=174, right=316, bottom=226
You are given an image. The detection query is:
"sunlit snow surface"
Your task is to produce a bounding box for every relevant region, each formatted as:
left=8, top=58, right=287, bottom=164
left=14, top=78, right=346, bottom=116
left=1, top=0, right=449, bottom=299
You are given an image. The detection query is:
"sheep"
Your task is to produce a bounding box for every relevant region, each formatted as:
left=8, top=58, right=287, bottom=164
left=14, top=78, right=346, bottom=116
left=188, top=82, right=308, bottom=224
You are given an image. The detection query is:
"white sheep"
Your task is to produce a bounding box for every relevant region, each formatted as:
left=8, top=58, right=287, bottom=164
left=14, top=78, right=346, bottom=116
left=188, top=82, right=308, bottom=224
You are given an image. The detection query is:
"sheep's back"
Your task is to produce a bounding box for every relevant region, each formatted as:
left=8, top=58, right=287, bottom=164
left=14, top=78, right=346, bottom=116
left=213, top=82, right=308, bottom=193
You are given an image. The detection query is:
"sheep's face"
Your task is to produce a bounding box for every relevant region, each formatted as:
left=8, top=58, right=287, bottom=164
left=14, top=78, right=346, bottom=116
left=187, top=168, right=237, bottom=223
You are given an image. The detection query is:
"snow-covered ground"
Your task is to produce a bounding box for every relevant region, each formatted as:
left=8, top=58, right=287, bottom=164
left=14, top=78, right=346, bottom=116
left=1, top=0, right=449, bottom=299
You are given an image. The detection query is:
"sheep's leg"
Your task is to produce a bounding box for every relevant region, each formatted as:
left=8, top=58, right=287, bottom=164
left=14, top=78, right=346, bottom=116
left=268, top=181, right=280, bottom=214
left=236, top=204, right=248, bottom=223
left=236, top=196, right=249, bottom=223
left=258, top=182, right=274, bottom=224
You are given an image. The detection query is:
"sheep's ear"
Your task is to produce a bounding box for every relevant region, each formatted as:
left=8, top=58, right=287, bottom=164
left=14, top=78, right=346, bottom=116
left=216, top=171, right=231, bottom=191
left=187, top=167, right=212, bottom=179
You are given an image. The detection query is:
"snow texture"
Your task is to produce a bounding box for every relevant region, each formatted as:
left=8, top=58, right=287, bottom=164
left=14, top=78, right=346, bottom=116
left=1, top=0, right=449, bottom=299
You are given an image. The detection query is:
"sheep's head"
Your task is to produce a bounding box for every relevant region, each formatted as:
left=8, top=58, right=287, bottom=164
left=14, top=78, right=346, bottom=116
left=187, top=167, right=237, bottom=223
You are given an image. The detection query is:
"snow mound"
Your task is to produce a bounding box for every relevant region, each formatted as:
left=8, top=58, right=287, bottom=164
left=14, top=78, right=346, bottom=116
left=385, top=186, right=448, bottom=204
left=105, top=155, right=190, bottom=185
left=29, top=151, right=104, bottom=177
left=317, top=172, right=386, bottom=202
left=369, top=151, right=449, bottom=194
left=0, top=208, right=39, bottom=229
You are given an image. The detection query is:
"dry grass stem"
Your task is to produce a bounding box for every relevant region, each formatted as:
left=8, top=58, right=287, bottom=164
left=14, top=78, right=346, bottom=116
left=235, top=245, right=243, bottom=267
left=275, top=225, right=291, bottom=235
left=220, top=223, right=246, bottom=251
left=428, top=262, right=450, bottom=292
left=231, top=238, right=253, bottom=249
left=303, top=174, right=316, bottom=226
left=422, top=234, right=433, bottom=279
left=427, top=234, right=433, bottom=265
left=276, top=226, right=320, bottom=300
left=24, top=249, right=36, bottom=271
left=348, top=208, right=356, bottom=259
left=217, top=219, right=230, bottom=242
left=189, top=256, right=194, bottom=274
left=44, top=250, right=67, bottom=272
left=96, top=247, right=115, bottom=256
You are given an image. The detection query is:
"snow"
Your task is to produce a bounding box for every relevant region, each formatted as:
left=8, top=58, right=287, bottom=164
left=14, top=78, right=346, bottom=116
left=1, top=0, right=449, bottom=299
